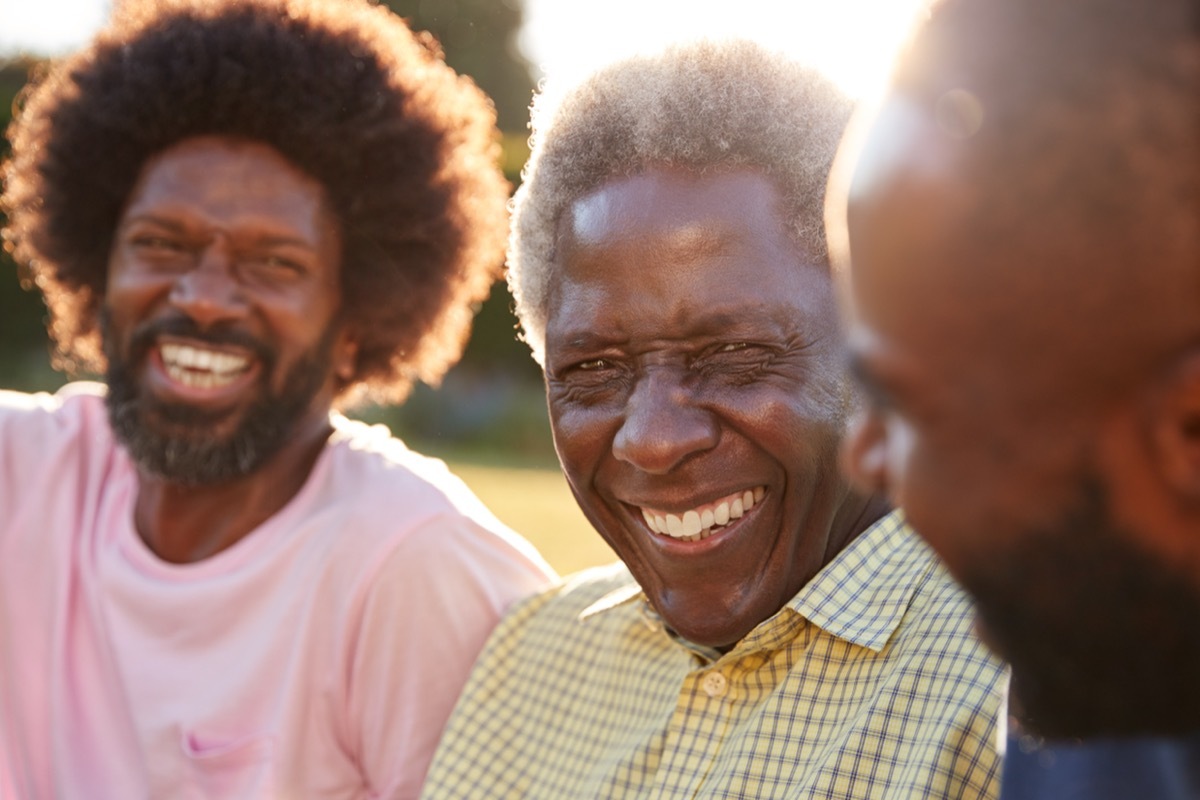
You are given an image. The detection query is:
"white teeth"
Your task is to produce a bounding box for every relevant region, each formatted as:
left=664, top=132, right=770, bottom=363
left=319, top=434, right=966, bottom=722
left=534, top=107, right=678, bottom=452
left=160, top=343, right=250, bottom=382
left=639, top=486, right=766, bottom=543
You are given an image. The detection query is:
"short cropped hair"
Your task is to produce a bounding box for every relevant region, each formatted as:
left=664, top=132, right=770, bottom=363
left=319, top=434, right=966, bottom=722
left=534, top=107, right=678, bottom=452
left=509, top=39, right=853, bottom=365
left=2, top=0, right=508, bottom=404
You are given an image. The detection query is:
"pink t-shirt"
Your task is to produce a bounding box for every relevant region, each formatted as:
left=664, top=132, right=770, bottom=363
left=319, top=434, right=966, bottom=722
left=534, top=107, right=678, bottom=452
left=0, top=384, right=556, bottom=798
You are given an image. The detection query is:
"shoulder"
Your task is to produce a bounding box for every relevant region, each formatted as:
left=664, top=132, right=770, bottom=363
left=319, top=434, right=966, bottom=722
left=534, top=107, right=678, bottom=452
left=0, top=383, right=117, bottom=473
left=0, top=382, right=109, bottom=438
left=474, top=561, right=641, bottom=660
left=1001, top=733, right=1200, bottom=800
left=320, top=415, right=504, bottom=526
left=507, top=561, right=638, bottom=626
left=313, top=416, right=546, bottom=558
left=301, top=417, right=555, bottom=606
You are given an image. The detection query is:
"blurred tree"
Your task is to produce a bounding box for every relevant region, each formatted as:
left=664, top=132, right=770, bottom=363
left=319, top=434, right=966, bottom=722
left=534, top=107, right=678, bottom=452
left=383, top=0, right=536, bottom=135
left=381, top=0, right=544, bottom=384
left=0, top=60, right=58, bottom=390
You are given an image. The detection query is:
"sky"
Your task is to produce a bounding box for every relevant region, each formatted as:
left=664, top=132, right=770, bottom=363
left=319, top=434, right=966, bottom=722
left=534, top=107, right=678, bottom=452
left=0, top=0, right=927, bottom=98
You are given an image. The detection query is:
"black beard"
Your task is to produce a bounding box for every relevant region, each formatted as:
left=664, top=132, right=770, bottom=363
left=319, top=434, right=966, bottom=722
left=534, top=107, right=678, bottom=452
left=959, top=475, right=1200, bottom=738
left=102, top=312, right=336, bottom=486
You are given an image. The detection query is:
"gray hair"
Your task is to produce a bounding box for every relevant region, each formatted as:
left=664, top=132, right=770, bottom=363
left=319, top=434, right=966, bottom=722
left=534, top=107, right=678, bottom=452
left=509, top=38, right=854, bottom=365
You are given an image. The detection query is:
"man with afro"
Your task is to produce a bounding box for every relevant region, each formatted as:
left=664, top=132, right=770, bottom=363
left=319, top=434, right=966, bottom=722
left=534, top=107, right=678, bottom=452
left=0, top=0, right=554, bottom=796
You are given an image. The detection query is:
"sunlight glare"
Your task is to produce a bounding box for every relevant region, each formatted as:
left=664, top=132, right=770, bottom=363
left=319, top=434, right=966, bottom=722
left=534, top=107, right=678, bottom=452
left=521, top=0, right=930, bottom=98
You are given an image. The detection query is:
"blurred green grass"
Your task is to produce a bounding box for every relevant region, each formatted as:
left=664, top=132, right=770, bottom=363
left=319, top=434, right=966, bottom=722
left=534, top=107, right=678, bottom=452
left=445, top=459, right=616, bottom=576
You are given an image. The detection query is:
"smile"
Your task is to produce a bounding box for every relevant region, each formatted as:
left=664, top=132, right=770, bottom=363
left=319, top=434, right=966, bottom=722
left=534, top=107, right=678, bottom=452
left=639, top=486, right=766, bottom=542
left=159, top=342, right=252, bottom=389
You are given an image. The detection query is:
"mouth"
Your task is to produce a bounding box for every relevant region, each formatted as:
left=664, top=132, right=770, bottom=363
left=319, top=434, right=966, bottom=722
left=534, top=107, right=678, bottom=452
left=157, top=341, right=254, bottom=390
left=637, top=486, right=766, bottom=543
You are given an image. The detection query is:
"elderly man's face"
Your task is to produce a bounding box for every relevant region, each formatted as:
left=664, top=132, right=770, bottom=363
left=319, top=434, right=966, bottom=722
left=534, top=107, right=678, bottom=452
left=834, top=96, right=1200, bottom=736
left=544, top=167, right=859, bottom=650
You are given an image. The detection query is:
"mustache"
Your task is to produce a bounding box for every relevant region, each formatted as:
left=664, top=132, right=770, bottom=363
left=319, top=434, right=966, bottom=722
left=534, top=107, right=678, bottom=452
left=126, top=315, right=274, bottom=366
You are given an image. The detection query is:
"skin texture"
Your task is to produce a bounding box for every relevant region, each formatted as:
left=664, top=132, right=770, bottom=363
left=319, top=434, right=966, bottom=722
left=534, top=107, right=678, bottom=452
left=104, top=136, right=357, bottom=563
left=829, top=9, right=1200, bottom=735
left=545, top=166, right=887, bottom=650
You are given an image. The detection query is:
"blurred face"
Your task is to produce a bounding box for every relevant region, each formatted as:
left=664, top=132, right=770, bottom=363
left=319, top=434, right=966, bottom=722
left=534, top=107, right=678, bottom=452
left=834, top=95, right=1200, bottom=736
left=103, top=136, right=355, bottom=484
left=545, top=167, right=868, bottom=650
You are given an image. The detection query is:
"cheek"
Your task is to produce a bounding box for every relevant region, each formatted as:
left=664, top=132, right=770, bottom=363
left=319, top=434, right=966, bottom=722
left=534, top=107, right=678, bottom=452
left=751, top=386, right=848, bottom=466
left=548, top=402, right=613, bottom=483
left=105, top=265, right=168, bottom=315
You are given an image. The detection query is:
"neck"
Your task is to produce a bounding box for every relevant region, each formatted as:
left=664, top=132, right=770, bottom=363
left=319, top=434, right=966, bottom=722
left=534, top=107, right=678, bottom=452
left=824, top=490, right=892, bottom=562
left=132, top=417, right=333, bottom=564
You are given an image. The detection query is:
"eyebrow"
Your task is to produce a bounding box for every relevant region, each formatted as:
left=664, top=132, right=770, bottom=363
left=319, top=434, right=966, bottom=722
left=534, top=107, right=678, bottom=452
left=119, top=214, right=318, bottom=251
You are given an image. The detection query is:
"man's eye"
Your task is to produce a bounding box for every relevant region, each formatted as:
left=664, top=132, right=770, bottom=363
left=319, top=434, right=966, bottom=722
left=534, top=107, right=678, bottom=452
left=718, top=342, right=749, bottom=353
left=576, top=358, right=609, bottom=371
left=132, top=236, right=184, bottom=251
left=252, top=253, right=304, bottom=270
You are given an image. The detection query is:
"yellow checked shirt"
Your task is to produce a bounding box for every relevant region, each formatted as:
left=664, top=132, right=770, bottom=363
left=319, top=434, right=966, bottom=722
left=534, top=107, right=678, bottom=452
left=422, top=511, right=1006, bottom=799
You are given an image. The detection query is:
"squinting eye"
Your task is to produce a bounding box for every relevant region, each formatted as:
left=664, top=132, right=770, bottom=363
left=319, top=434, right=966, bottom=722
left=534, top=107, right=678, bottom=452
left=259, top=255, right=303, bottom=271
left=576, top=358, right=609, bottom=371
left=133, top=236, right=183, bottom=251
left=718, top=342, right=749, bottom=353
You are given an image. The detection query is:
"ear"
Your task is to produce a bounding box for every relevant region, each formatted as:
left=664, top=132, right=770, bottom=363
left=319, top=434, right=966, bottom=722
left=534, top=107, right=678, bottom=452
left=1150, top=349, right=1200, bottom=500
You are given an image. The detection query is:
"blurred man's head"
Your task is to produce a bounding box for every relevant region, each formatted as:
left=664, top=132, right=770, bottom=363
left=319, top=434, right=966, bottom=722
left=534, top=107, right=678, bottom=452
left=828, top=0, right=1199, bottom=736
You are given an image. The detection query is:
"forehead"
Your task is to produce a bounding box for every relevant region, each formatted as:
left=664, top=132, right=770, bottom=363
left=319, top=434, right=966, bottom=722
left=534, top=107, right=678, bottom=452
left=841, top=96, right=986, bottom=349
left=547, top=167, right=833, bottom=346
left=122, top=136, right=333, bottom=231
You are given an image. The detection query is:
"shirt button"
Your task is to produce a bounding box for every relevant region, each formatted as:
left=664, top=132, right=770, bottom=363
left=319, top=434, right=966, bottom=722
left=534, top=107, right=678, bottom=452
left=701, top=671, right=728, bottom=698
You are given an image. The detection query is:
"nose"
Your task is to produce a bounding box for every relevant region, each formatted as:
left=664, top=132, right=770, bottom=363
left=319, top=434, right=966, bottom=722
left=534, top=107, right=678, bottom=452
left=613, top=369, right=719, bottom=474
left=841, top=408, right=891, bottom=496
left=167, top=240, right=247, bottom=328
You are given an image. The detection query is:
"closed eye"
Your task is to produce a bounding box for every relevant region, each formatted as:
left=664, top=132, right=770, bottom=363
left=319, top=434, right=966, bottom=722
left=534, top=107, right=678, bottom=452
left=132, top=235, right=186, bottom=251
left=575, top=358, right=610, bottom=371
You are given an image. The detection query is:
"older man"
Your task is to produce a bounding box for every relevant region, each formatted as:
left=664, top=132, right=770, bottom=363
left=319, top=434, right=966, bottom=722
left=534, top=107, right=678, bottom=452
left=828, top=0, right=1198, bottom=795
left=423, top=39, right=1006, bottom=799
left=0, top=0, right=555, bottom=796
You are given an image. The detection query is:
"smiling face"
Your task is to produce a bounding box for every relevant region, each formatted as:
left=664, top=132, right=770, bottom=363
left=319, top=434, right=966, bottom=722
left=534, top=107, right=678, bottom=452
left=545, top=167, right=876, bottom=650
left=103, top=136, right=356, bottom=484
